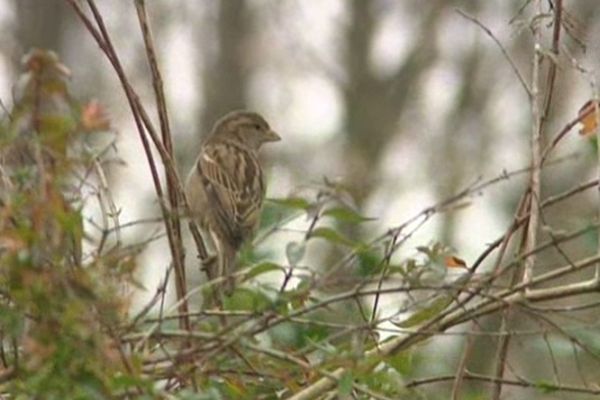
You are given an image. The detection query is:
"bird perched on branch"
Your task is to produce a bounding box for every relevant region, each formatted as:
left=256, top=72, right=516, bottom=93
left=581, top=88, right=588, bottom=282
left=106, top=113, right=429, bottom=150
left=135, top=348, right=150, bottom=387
left=186, top=110, right=280, bottom=295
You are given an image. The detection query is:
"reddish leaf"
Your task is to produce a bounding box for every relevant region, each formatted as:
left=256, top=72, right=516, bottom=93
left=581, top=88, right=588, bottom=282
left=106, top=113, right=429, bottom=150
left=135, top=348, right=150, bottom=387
left=81, top=100, right=111, bottom=132
left=578, top=100, right=600, bottom=137
left=445, top=255, right=467, bottom=269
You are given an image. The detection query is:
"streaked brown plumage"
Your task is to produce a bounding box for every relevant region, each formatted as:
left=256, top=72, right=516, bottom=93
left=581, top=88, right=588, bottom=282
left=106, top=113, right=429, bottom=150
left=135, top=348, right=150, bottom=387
left=186, top=110, right=280, bottom=294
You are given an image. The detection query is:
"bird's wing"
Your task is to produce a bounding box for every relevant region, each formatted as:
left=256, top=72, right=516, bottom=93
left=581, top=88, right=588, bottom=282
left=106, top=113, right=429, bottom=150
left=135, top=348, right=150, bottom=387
left=197, top=141, right=264, bottom=248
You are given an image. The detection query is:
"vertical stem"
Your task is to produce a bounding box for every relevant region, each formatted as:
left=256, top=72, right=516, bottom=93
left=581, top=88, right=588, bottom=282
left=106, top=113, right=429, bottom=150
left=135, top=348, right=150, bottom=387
left=489, top=194, right=529, bottom=399
left=594, top=91, right=600, bottom=280
left=541, top=0, right=562, bottom=124
left=451, top=331, right=476, bottom=399
left=66, top=0, right=200, bottom=331
left=134, top=0, right=189, bottom=331
left=523, top=0, right=544, bottom=286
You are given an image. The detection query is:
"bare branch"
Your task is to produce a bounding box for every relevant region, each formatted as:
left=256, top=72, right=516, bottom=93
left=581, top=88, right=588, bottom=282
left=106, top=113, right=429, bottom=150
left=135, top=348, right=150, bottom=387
left=407, top=371, right=600, bottom=395
left=456, top=9, right=531, bottom=98
left=523, top=0, right=544, bottom=289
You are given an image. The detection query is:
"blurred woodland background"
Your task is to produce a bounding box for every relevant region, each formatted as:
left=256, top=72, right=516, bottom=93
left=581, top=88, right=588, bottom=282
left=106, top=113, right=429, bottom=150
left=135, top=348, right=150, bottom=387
left=2, top=1, right=600, bottom=399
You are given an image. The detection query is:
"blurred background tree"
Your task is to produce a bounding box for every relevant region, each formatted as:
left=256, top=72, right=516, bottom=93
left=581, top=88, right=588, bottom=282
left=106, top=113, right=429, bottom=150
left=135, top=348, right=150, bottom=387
left=14, top=0, right=68, bottom=56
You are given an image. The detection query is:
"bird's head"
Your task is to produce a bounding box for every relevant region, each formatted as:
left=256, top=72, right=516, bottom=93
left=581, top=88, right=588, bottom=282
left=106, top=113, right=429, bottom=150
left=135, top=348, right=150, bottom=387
left=212, top=110, right=280, bottom=150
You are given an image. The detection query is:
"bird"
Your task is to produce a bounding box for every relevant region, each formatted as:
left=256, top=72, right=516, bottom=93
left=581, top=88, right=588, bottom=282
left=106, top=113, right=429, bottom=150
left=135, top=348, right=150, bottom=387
left=185, top=110, right=280, bottom=295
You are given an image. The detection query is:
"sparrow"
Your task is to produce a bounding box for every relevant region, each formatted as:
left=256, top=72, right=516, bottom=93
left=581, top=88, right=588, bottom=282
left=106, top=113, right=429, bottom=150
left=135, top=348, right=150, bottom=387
left=185, top=110, right=280, bottom=294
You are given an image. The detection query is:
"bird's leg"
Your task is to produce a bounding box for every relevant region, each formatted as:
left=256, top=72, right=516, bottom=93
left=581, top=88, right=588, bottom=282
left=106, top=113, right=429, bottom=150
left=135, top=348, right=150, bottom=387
left=209, top=230, right=224, bottom=281
left=200, top=254, right=218, bottom=276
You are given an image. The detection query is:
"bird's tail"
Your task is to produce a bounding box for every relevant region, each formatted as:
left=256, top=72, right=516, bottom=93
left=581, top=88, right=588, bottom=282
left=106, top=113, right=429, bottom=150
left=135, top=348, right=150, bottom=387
left=217, top=240, right=238, bottom=296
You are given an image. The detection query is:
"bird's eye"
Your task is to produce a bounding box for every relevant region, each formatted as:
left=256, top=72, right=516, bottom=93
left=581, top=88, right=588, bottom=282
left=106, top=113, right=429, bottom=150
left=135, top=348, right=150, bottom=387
left=253, top=123, right=261, bottom=130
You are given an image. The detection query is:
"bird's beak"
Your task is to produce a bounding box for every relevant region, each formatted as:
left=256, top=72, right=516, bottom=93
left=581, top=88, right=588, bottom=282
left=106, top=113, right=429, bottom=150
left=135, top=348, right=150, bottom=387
left=264, top=129, right=281, bottom=143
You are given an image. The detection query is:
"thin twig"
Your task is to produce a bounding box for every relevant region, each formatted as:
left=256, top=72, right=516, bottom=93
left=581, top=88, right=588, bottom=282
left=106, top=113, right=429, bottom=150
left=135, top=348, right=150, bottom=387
left=450, top=327, right=476, bottom=399
left=64, top=0, right=212, bottom=332
left=287, top=256, right=600, bottom=399
left=456, top=9, right=531, bottom=98
left=133, top=0, right=189, bottom=332
left=407, top=371, right=600, bottom=395
left=490, top=194, right=530, bottom=400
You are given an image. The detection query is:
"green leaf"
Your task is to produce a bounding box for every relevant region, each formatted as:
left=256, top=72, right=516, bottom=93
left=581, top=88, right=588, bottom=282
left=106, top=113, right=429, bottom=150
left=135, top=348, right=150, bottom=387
left=395, top=296, right=453, bottom=328
left=286, top=241, right=306, bottom=265
left=110, top=374, right=153, bottom=393
left=267, top=197, right=311, bottom=210
left=322, top=207, right=375, bottom=224
left=387, top=352, right=413, bottom=376
left=303, top=323, right=330, bottom=344
left=338, top=371, right=353, bottom=396
left=360, top=368, right=406, bottom=396
left=310, top=227, right=356, bottom=247
left=269, top=322, right=302, bottom=348
left=535, top=380, right=559, bottom=394
left=244, top=262, right=282, bottom=281
left=278, top=276, right=312, bottom=310
left=355, top=247, right=382, bottom=276
left=223, top=288, right=272, bottom=312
